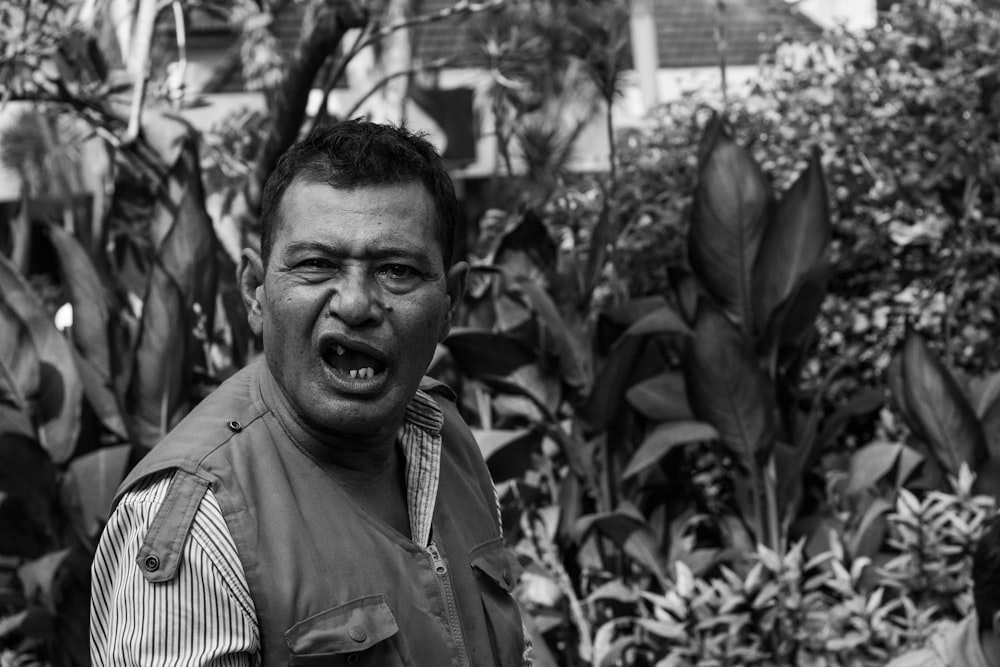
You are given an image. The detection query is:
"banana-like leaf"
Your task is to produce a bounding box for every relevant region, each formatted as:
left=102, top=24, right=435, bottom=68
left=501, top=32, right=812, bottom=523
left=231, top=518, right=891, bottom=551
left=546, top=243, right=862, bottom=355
left=472, top=428, right=543, bottom=483
left=847, top=497, right=892, bottom=560
left=576, top=503, right=669, bottom=588
left=887, top=353, right=926, bottom=443
left=899, top=331, right=988, bottom=476
left=0, top=299, right=40, bottom=407
left=126, top=119, right=221, bottom=449
left=973, top=371, right=1000, bottom=459
left=688, top=123, right=772, bottom=335
left=127, top=266, right=187, bottom=450
left=757, top=265, right=829, bottom=352
left=619, top=304, right=692, bottom=339
left=752, top=148, right=830, bottom=335
left=18, top=548, right=72, bottom=611
left=490, top=209, right=557, bottom=280
left=622, top=421, right=719, bottom=479
left=0, top=433, right=58, bottom=557
left=515, top=276, right=592, bottom=401
left=42, top=224, right=128, bottom=440
left=845, top=442, right=908, bottom=496
left=625, top=371, right=692, bottom=422
left=0, top=253, right=82, bottom=463
left=0, top=376, right=36, bottom=442
left=443, top=328, right=538, bottom=379
left=61, top=444, right=132, bottom=541
left=584, top=335, right=667, bottom=430
left=42, top=223, right=113, bottom=373
left=594, top=295, right=668, bottom=354
left=684, top=301, right=775, bottom=471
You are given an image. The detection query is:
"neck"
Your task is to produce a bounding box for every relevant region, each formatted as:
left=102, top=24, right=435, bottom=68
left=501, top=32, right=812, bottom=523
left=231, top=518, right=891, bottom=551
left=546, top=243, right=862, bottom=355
left=257, top=363, right=402, bottom=476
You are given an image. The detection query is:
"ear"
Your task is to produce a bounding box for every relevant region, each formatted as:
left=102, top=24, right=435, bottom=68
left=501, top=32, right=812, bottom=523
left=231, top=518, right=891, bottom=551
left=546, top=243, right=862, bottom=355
left=239, top=248, right=266, bottom=338
left=440, top=260, right=468, bottom=342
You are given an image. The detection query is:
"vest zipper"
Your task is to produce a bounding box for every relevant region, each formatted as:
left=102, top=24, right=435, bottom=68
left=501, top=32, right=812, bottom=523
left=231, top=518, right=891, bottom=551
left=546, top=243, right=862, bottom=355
left=427, top=540, right=471, bottom=667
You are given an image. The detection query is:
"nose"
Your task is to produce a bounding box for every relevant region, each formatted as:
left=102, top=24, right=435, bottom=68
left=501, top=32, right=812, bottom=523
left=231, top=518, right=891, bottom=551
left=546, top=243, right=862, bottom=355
left=327, top=269, right=382, bottom=327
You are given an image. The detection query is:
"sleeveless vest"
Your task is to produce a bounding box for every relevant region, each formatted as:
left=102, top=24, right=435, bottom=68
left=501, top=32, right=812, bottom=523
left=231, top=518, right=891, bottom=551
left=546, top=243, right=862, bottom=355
left=114, top=360, right=524, bottom=666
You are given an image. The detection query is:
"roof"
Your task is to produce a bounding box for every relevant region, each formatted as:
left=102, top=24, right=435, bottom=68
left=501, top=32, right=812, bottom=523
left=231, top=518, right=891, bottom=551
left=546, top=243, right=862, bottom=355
left=654, top=0, right=821, bottom=67
left=186, top=0, right=821, bottom=93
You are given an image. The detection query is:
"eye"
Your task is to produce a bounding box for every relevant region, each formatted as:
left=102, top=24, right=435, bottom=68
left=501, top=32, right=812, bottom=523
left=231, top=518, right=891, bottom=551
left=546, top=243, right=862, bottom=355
left=379, top=264, right=419, bottom=279
left=298, top=258, right=334, bottom=270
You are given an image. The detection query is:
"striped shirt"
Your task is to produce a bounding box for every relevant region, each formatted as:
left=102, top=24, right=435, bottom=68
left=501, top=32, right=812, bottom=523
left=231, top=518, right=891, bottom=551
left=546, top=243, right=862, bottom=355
left=91, top=389, right=526, bottom=666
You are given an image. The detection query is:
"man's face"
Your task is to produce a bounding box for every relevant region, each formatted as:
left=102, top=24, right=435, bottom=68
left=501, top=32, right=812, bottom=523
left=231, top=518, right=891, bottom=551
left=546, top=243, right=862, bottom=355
left=241, top=180, right=466, bottom=441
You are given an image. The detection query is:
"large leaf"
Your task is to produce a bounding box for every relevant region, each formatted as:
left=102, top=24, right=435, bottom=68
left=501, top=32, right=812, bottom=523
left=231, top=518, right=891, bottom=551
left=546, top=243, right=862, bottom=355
left=472, top=428, right=543, bottom=483
left=0, top=298, right=40, bottom=407
left=490, top=209, right=557, bottom=281
left=595, top=295, right=668, bottom=354
left=619, top=303, right=692, bottom=339
left=622, top=421, right=719, bottom=479
left=42, top=223, right=113, bottom=376
left=752, top=148, right=830, bottom=334
left=0, top=253, right=82, bottom=463
left=584, top=335, right=666, bottom=430
left=845, top=442, right=906, bottom=496
left=899, top=332, right=988, bottom=476
left=973, top=371, right=1000, bottom=459
left=515, top=277, right=592, bottom=400
left=758, top=265, right=829, bottom=353
left=127, top=266, right=187, bottom=450
left=0, top=433, right=58, bottom=557
left=0, top=375, right=36, bottom=442
left=18, top=548, right=72, bottom=612
left=43, top=224, right=129, bottom=441
left=688, top=122, right=772, bottom=335
left=442, top=328, right=537, bottom=378
left=684, top=301, right=775, bottom=471
left=60, top=444, right=133, bottom=541
left=576, top=504, right=669, bottom=588
left=584, top=303, right=684, bottom=429
left=625, top=371, right=692, bottom=422
left=127, top=117, right=220, bottom=450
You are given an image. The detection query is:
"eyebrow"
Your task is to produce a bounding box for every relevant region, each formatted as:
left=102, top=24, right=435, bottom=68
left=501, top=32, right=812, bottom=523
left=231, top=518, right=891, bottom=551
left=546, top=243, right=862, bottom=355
left=281, top=240, right=434, bottom=262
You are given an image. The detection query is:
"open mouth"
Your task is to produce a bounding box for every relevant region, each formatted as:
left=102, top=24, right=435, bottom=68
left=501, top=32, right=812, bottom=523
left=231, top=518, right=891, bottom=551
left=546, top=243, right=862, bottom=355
left=321, top=341, right=388, bottom=380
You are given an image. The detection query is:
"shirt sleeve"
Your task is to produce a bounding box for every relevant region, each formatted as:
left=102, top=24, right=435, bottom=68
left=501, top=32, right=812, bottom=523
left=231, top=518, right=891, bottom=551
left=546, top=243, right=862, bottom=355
left=90, top=471, right=260, bottom=667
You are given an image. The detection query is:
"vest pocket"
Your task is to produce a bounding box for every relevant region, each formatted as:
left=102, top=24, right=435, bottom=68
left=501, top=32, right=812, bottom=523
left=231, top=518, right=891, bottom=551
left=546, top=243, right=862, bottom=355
left=285, top=594, right=408, bottom=666
left=469, top=538, right=526, bottom=667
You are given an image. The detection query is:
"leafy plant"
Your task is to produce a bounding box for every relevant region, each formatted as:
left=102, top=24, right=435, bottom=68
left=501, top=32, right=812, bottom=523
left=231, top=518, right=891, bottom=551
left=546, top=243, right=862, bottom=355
left=0, top=110, right=241, bottom=665
left=887, top=329, right=1000, bottom=500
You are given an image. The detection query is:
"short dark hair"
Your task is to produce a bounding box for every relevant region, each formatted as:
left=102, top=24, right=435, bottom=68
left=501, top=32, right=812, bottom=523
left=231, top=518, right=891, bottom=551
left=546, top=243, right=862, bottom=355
left=259, top=119, right=460, bottom=267
left=973, top=513, right=1000, bottom=624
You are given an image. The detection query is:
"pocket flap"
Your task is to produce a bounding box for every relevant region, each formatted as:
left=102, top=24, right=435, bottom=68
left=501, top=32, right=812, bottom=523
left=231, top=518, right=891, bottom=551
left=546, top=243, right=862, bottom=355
left=469, top=538, right=523, bottom=593
left=285, top=595, right=399, bottom=656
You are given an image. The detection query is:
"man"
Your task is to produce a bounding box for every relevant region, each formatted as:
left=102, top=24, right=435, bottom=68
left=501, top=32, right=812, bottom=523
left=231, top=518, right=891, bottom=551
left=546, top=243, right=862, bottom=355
left=91, top=120, right=528, bottom=666
left=886, top=513, right=1000, bottom=667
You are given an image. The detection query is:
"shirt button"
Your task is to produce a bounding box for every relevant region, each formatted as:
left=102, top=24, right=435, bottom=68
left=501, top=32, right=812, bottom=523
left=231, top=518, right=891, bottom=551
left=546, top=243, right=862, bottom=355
left=227, top=420, right=242, bottom=432
left=143, top=555, right=159, bottom=571
left=348, top=626, right=367, bottom=642
left=346, top=654, right=359, bottom=664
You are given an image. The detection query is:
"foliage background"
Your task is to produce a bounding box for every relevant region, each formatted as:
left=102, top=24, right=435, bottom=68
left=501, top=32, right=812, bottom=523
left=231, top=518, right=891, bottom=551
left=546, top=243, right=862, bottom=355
left=2, top=1, right=1000, bottom=666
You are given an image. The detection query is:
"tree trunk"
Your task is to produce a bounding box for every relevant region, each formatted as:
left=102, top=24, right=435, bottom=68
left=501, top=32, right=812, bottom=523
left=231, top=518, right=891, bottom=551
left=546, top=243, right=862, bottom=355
left=244, top=0, right=368, bottom=216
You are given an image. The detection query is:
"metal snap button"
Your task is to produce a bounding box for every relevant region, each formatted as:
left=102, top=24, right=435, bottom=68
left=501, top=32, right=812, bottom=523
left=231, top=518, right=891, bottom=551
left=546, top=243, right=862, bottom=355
left=143, top=555, right=160, bottom=571
left=348, top=626, right=367, bottom=643
left=227, top=420, right=242, bottom=432
left=346, top=653, right=359, bottom=664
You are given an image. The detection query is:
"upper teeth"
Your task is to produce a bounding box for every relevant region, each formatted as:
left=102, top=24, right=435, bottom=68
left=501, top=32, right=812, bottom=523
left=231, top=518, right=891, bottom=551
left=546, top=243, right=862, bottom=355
left=336, top=345, right=346, bottom=355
